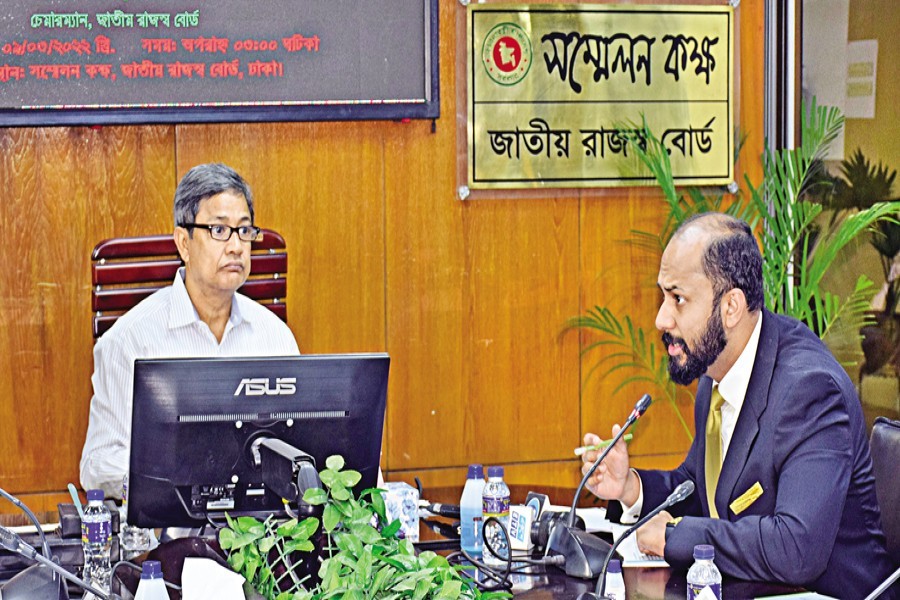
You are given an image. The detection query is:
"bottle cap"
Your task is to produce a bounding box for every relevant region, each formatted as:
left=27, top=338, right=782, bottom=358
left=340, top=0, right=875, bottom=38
left=486, top=466, right=504, bottom=478
left=141, top=560, right=163, bottom=579
left=467, top=464, right=484, bottom=479
left=607, top=558, right=622, bottom=574
left=693, top=544, right=715, bottom=560
left=86, top=489, right=104, bottom=502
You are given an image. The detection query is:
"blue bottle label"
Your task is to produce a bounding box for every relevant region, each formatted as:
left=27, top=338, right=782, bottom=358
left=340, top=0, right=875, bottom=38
left=482, top=495, right=509, bottom=517
left=688, top=582, right=722, bottom=599
left=82, top=521, right=111, bottom=545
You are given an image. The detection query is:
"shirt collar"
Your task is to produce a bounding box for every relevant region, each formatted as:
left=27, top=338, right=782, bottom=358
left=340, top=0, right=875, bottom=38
left=168, top=267, right=247, bottom=331
left=715, top=311, right=763, bottom=410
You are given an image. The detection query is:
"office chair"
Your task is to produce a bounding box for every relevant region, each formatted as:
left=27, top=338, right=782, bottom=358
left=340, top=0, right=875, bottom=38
left=91, top=229, right=288, bottom=339
left=871, top=416, right=900, bottom=564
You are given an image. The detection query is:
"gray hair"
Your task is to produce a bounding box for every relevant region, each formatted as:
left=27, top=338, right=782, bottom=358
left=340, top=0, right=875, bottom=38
left=173, top=163, right=254, bottom=227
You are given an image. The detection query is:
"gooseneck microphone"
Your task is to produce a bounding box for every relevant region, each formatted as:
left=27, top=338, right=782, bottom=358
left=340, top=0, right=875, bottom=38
left=0, top=524, right=120, bottom=600
left=545, top=393, right=652, bottom=579
left=0, top=486, right=51, bottom=560
left=568, top=393, right=652, bottom=529
left=581, top=479, right=695, bottom=600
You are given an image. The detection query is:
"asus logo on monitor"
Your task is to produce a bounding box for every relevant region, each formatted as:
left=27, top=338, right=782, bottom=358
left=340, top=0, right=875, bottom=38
left=234, top=378, right=297, bottom=396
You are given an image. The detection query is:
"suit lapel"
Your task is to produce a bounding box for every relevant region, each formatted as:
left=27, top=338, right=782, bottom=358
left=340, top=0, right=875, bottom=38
left=715, top=310, right=778, bottom=519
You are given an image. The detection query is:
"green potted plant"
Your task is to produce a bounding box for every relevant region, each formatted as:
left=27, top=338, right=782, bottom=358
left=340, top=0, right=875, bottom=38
left=219, top=456, right=510, bottom=600
left=813, top=148, right=899, bottom=377
left=567, top=101, right=900, bottom=440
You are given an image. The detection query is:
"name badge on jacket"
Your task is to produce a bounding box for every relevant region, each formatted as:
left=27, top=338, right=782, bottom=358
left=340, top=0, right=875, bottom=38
left=729, top=481, right=764, bottom=516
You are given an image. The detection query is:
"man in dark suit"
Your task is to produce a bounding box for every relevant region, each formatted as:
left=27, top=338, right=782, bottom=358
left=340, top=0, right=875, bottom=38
left=582, top=213, right=894, bottom=599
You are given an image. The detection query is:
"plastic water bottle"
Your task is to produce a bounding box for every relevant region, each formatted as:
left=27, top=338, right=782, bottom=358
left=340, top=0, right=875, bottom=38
left=121, top=474, right=151, bottom=558
left=481, top=466, right=510, bottom=567
left=82, top=489, right=112, bottom=592
left=134, top=560, right=168, bottom=600
left=604, top=558, right=626, bottom=599
left=686, top=544, right=722, bottom=599
left=459, top=464, right=486, bottom=557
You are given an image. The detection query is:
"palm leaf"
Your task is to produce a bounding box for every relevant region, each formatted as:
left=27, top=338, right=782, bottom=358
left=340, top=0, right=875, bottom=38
left=564, top=308, right=693, bottom=440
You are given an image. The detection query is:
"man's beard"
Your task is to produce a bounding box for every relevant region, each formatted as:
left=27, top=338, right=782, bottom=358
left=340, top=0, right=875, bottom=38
left=663, top=306, right=727, bottom=385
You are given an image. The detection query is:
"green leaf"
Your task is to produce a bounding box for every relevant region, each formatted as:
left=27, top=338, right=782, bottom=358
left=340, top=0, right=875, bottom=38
left=323, top=503, right=342, bottom=532
left=236, top=516, right=266, bottom=534
left=326, top=455, right=345, bottom=471
left=413, top=578, right=432, bottom=600
left=331, top=484, right=351, bottom=501
left=436, top=580, right=463, bottom=599
left=275, top=518, right=298, bottom=537
left=283, top=539, right=315, bottom=553
left=227, top=550, right=244, bottom=572
left=369, top=489, right=387, bottom=520
left=228, top=531, right=264, bottom=551
left=302, top=487, right=328, bottom=506
left=218, top=527, right=235, bottom=549
left=371, top=564, right=396, bottom=592
left=339, top=469, right=362, bottom=488
left=292, top=517, right=320, bottom=540
left=381, top=519, right=402, bottom=538
left=319, top=469, right=340, bottom=488
left=350, top=523, right=383, bottom=545
left=258, top=535, right=276, bottom=554
left=244, top=555, right=259, bottom=585
left=335, top=531, right=363, bottom=557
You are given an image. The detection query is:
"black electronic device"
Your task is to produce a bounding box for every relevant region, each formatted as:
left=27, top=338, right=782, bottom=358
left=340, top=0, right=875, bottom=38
left=580, top=480, right=696, bottom=600
left=545, top=393, right=652, bottom=579
left=0, top=525, right=119, bottom=600
left=127, top=353, right=389, bottom=529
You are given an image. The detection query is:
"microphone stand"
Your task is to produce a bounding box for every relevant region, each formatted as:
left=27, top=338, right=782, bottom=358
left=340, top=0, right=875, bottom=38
left=863, top=564, right=900, bottom=600
left=578, top=480, right=695, bottom=600
left=0, top=486, right=52, bottom=559
left=1, top=525, right=120, bottom=600
left=545, top=394, right=652, bottom=579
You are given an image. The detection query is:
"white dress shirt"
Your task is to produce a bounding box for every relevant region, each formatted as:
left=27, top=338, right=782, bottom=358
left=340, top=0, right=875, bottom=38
left=80, top=268, right=300, bottom=497
left=620, top=313, right=763, bottom=522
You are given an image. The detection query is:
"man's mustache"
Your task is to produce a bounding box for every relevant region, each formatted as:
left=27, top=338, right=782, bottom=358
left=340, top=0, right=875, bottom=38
left=662, top=332, right=688, bottom=351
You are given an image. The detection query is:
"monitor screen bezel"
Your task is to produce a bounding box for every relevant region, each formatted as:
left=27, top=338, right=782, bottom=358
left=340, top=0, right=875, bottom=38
left=127, top=353, right=389, bottom=528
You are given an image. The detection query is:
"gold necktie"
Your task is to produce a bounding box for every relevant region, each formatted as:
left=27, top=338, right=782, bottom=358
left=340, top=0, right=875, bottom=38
left=705, top=387, right=726, bottom=519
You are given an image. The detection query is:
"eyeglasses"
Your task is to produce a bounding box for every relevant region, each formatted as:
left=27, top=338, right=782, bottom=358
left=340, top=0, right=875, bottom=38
left=181, top=223, right=261, bottom=242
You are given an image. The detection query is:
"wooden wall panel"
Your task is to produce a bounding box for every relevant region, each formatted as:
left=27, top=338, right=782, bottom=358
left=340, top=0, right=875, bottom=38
left=382, top=1, right=581, bottom=478
left=0, top=0, right=766, bottom=512
left=0, top=126, right=173, bottom=508
left=174, top=122, right=387, bottom=354
left=579, top=191, right=694, bottom=468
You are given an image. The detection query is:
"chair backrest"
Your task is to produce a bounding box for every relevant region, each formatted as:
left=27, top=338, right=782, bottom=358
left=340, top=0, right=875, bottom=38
left=871, top=416, right=900, bottom=564
left=91, top=229, right=287, bottom=339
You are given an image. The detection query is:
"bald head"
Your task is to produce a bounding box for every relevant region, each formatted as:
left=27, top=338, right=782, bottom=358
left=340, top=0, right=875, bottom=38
left=670, top=213, right=764, bottom=312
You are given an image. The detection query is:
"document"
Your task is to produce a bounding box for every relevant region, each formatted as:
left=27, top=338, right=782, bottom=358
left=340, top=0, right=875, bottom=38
left=610, top=523, right=669, bottom=568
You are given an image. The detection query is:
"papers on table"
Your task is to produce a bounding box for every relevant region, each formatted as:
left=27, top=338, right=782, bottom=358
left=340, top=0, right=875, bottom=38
left=610, top=523, right=669, bottom=568
left=543, top=505, right=614, bottom=533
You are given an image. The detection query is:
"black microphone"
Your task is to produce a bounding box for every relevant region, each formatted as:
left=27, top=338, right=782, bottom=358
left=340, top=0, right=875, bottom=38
left=0, top=524, right=120, bottom=600
left=545, top=393, right=652, bottom=579
left=579, top=480, right=696, bottom=600
left=423, top=502, right=461, bottom=519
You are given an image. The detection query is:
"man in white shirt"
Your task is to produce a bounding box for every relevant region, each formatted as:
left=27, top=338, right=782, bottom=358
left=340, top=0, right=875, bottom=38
left=80, top=163, right=300, bottom=498
left=581, top=213, right=892, bottom=599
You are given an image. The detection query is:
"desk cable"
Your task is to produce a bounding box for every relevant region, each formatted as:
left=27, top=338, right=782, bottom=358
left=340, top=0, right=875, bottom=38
left=447, top=516, right=565, bottom=593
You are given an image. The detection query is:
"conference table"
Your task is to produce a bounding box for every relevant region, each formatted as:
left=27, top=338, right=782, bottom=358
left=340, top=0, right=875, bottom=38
left=0, top=491, right=804, bottom=599
left=415, top=530, right=800, bottom=599
left=415, top=485, right=803, bottom=600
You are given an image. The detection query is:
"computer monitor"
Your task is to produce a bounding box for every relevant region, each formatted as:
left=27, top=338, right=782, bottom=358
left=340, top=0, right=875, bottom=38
left=127, top=353, right=389, bottom=528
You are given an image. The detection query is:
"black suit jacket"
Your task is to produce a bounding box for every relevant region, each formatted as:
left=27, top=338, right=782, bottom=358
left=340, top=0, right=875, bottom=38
left=614, top=311, right=893, bottom=599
